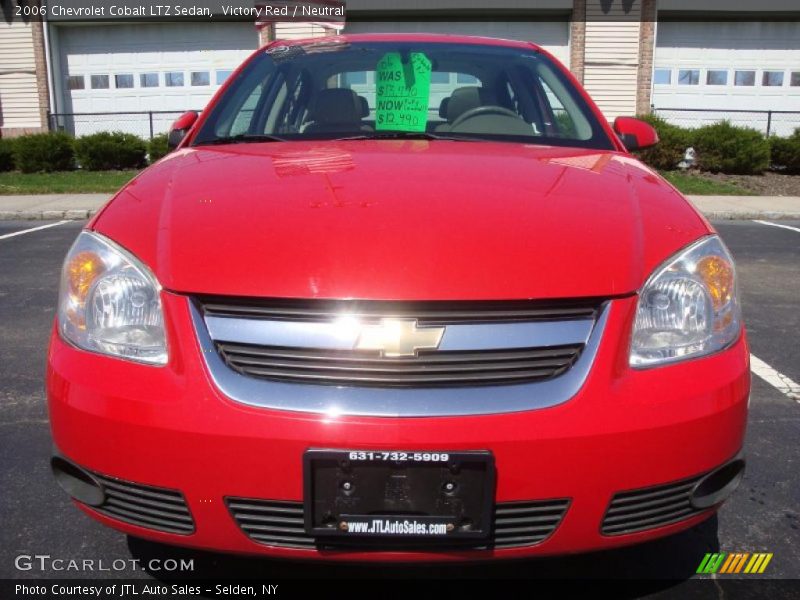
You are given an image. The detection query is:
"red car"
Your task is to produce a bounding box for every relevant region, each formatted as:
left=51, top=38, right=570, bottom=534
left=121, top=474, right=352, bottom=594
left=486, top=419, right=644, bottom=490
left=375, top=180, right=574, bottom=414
left=48, top=34, right=748, bottom=561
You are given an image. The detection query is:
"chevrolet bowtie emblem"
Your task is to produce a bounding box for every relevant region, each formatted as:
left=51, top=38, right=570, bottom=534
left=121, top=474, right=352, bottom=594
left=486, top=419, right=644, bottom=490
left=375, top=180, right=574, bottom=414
left=354, top=319, right=445, bottom=357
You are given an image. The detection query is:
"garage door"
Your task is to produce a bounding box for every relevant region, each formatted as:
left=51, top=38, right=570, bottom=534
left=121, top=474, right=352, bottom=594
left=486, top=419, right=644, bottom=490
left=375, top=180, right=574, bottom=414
left=56, top=23, right=258, bottom=137
left=653, top=21, right=800, bottom=135
left=343, top=21, right=570, bottom=68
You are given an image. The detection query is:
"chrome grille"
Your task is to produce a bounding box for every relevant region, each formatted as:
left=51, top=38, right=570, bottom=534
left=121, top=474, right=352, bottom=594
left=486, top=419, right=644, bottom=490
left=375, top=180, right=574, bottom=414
left=196, top=297, right=601, bottom=389
left=602, top=474, right=707, bottom=536
left=216, top=342, right=583, bottom=387
left=92, top=472, right=194, bottom=535
left=227, top=498, right=569, bottom=550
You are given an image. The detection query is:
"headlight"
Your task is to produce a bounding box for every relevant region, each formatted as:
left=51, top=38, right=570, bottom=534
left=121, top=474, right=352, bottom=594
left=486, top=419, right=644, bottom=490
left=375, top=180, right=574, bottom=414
left=630, top=235, right=741, bottom=367
left=58, top=231, right=167, bottom=365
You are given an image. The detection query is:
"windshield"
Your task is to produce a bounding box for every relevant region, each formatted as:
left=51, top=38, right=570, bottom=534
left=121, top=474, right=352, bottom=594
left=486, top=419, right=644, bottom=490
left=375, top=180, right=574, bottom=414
left=192, top=40, right=615, bottom=150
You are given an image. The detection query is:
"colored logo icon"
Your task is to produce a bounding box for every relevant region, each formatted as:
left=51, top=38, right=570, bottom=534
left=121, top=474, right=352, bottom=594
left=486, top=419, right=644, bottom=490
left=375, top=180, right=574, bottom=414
left=697, top=552, right=773, bottom=574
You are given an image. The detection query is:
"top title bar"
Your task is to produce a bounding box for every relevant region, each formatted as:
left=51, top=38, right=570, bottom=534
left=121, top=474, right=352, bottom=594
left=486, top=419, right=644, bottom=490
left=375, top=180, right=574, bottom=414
left=20, top=1, right=346, bottom=22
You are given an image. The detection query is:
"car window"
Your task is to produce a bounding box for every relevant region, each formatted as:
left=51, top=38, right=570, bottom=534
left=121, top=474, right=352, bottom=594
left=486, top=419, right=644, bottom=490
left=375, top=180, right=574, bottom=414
left=228, top=82, right=266, bottom=137
left=536, top=73, right=590, bottom=139
left=193, top=41, right=614, bottom=150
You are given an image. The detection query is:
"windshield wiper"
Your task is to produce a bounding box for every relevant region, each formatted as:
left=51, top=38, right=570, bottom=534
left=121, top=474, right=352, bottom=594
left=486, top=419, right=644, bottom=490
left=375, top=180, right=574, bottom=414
left=196, top=133, right=287, bottom=146
left=334, top=131, right=483, bottom=142
left=198, top=131, right=485, bottom=145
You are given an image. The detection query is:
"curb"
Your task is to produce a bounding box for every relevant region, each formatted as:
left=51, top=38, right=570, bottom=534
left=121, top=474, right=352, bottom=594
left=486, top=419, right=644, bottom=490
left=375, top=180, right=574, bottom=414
left=0, top=209, right=98, bottom=220
left=700, top=211, right=800, bottom=221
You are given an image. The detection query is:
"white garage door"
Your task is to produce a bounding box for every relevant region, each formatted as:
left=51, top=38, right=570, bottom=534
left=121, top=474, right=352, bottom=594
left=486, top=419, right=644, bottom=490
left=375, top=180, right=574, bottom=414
left=653, top=22, right=800, bottom=135
left=343, top=21, right=570, bottom=68
left=56, top=23, right=258, bottom=137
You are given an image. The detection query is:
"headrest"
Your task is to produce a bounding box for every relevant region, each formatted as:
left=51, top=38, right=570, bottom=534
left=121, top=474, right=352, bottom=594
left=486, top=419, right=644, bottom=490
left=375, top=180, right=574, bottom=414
left=309, top=89, right=363, bottom=123
left=439, top=97, right=450, bottom=119
left=358, top=95, right=370, bottom=118
left=446, top=86, right=498, bottom=122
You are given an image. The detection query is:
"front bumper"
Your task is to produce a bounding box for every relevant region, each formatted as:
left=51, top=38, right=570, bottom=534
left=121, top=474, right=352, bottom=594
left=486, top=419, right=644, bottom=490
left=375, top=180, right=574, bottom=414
left=47, top=293, right=750, bottom=561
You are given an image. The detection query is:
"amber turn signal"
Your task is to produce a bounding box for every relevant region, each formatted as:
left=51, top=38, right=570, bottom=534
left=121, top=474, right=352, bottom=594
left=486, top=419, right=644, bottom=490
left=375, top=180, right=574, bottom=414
left=66, top=251, right=105, bottom=302
left=696, top=255, right=734, bottom=312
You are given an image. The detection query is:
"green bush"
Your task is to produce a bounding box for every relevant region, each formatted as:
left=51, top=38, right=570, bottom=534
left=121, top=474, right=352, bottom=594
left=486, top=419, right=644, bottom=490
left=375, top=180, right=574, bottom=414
left=12, top=132, right=75, bottom=173
left=770, top=129, right=800, bottom=173
left=692, top=121, right=770, bottom=175
left=75, top=131, right=147, bottom=170
left=0, top=138, right=15, bottom=172
left=634, top=114, right=692, bottom=171
left=147, top=133, right=170, bottom=163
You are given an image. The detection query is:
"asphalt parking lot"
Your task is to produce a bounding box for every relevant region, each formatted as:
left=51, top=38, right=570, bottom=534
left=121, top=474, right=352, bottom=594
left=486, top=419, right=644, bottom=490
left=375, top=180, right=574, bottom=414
left=0, top=219, right=798, bottom=594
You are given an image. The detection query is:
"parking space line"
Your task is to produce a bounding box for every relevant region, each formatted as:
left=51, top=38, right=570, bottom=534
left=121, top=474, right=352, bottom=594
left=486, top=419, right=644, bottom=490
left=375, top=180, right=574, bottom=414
left=752, top=220, right=800, bottom=234
left=0, top=220, right=71, bottom=241
left=751, top=355, right=800, bottom=402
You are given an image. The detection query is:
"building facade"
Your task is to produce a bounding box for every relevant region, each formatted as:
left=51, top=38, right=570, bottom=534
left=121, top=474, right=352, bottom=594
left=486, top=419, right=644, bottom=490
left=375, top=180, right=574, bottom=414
left=0, top=0, right=798, bottom=138
left=0, top=12, right=48, bottom=137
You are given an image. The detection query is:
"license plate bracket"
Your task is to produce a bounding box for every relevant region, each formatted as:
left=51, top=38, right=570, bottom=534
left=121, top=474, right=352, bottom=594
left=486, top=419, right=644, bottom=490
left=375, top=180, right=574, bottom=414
left=303, top=449, right=495, bottom=540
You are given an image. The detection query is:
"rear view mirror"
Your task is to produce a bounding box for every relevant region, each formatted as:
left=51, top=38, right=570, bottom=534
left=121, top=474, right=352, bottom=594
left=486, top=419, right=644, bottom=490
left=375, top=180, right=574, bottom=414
left=167, top=111, right=199, bottom=150
left=614, top=117, right=659, bottom=151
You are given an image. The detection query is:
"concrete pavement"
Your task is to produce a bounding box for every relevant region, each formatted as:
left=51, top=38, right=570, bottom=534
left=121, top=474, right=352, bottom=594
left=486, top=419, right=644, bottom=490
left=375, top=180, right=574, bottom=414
left=1, top=193, right=799, bottom=220
left=688, top=195, right=800, bottom=221
left=0, top=193, right=110, bottom=220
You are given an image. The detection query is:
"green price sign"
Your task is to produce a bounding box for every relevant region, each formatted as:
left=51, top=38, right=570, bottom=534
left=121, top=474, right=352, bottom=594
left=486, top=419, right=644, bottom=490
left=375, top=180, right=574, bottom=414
left=375, top=52, right=432, bottom=133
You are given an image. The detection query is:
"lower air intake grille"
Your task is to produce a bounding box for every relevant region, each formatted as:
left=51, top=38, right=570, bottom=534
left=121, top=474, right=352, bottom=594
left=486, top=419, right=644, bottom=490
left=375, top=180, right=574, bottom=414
left=602, top=474, right=706, bottom=536
left=492, top=499, right=570, bottom=548
left=227, top=499, right=312, bottom=549
left=228, top=498, right=314, bottom=548
left=92, top=472, right=194, bottom=535
left=227, top=498, right=569, bottom=550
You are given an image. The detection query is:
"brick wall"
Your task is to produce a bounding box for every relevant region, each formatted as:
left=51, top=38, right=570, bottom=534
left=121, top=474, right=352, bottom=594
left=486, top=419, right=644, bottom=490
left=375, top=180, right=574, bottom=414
left=582, top=0, right=642, bottom=120
left=569, top=0, right=587, bottom=83
left=636, top=0, right=657, bottom=115
left=31, top=20, right=50, bottom=132
left=576, top=0, right=659, bottom=120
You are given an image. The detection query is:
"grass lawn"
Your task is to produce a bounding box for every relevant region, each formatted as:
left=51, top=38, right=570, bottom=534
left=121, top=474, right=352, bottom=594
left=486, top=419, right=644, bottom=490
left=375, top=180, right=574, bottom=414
left=0, top=168, right=756, bottom=196
left=0, top=170, right=140, bottom=195
left=659, top=171, right=754, bottom=196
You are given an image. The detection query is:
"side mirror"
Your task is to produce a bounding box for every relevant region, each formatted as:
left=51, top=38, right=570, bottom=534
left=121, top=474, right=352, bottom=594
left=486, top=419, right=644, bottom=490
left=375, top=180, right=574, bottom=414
left=614, top=116, right=659, bottom=151
left=167, top=111, right=199, bottom=150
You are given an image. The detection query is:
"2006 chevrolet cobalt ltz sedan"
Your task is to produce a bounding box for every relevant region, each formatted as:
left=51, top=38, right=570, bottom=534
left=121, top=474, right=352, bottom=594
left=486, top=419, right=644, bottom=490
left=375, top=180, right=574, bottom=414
left=47, top=34, right=749, bottom=561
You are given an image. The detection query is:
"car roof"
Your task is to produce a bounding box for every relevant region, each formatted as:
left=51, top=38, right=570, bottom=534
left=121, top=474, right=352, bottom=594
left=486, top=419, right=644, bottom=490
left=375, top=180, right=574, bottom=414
left=269, top=32, right=544, bottom=53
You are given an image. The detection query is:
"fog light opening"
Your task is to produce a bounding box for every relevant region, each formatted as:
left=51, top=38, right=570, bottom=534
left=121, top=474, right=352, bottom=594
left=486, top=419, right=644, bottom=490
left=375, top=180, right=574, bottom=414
left=50, top=456, right=106, bottom=507
left=690, top=459, right=745, bottom=510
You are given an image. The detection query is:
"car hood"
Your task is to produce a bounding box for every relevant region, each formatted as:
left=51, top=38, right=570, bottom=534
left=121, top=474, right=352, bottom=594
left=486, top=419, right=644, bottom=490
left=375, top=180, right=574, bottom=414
left=92, top=140, right=710, bottom=300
